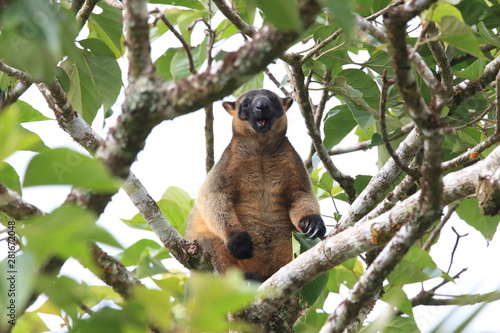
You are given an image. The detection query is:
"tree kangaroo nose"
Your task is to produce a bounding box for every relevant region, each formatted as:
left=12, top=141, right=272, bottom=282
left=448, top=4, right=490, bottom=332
left=255, top=99, right=270, bottom=112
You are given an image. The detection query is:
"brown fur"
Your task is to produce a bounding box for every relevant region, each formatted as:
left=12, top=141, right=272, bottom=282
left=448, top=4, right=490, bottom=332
left=186, top=89, right=324, bottom=281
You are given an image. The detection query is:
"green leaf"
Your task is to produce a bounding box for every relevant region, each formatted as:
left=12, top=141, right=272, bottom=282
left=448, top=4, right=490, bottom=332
left=382, top=286, right=413, bottom=316
left=456, top=197, right=499, bottom=240
left=170, top=48, right=198, bottom=80
left=327, top=257, right=363, bottom=293
left=155, top=48, right=179, bottom=81
left=379, top=316, right=419, bottom=333
left=0, top=0, right=78, bottom=81
left=454, top=59, right=487, bottom=81
left=61, top=48, right=122, bottom=124
left=477, top=21, right=500, bottom=48
left=0, top=106, right=48, bottom=161
left=293, top=233, right=329, bottom=307
left=135, top=256, right=169, bottom=279
left=121, top=211, right=150, bottom=230
left=186, top=271, right=257, bottom=332
left=0, top=161, right=22, bottom=195
left=129, top=288, right=173, bottom=330
left=439, top=16, right=485, bottom=59
left=0, top=252, right=37, bottom=323
left=320, top=0, right=355, bottom=35
left=149, top=0, right=205, bottom=10
left=388, top=247, right=445, bottom=286
left=8, top=312, right=49, bottom=333
left=23, top=148, right=122, bottom=193
left=115, top=239, right=168, bottom=267
left=323, top=105, right=358, bottom=150
left=23, top=205, right=122, bottom=266
left=255, top=0, right=302, bottom=32
left=15, top=100, right=52, bottom=122
left=36, top=276, right=88, bottom=320
left=334, top=69, right=380, bottom=116
left=153, top=271, right=189, bottom=300
left=79, top=38, right=116, bottom=57
left=88, top=3, right=124, bottom=58
left=427, top=3, right=464, bottom=23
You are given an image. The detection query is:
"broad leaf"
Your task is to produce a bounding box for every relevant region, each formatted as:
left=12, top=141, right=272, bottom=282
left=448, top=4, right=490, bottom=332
left=456, top=197, right=499, bottom=240
left=439, top=16, right=484, bottom=59
left=88, top=3, right=124, bottom=58
left=323, top=105, right=358, bottom=150
left=23, top=205, right=122, bottom=267
left=23, top=148, right=122, bottom=193
left=0, top=0, right=78, bottom=81
left=0, top=161, right=22, bottom=195
left=255, top=0, right=302, bottom=32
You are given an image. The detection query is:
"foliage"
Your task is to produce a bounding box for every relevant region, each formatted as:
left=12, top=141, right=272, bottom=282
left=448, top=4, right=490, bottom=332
left=0, top=0, right=499, bottom=332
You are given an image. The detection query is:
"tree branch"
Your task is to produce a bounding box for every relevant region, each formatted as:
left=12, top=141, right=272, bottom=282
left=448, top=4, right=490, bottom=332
left=0, top=185, right=43, bottom=220
left=123, top=0, right=154, bottom=81
left=212, top=0, right=256, bottom=37
left=380, top=70, right=419, bottom=178
left=0, top=81, right=32, bottom=110
left=239, top=144, right=500, bottom=325
left=286, top=56, right=356, bottom=203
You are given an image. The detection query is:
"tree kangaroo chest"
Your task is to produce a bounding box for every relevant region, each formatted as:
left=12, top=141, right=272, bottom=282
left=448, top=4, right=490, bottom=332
left=230, top=153, right=295, bottom=230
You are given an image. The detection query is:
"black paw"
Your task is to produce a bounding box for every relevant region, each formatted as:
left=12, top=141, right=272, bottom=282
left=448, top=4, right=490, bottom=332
left=227, top=231, right=254, bottom=259
left=299, top=214, right=326, bottom=239
left=244, top=272, right=265, bottom=283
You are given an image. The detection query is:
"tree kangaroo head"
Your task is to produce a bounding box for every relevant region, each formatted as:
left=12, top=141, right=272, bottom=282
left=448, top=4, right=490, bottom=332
left=222, top=89, right=293, bottom=136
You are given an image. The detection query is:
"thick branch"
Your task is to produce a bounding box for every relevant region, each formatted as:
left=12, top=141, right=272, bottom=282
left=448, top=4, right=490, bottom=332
left=0, top=185, right=43, bottom=220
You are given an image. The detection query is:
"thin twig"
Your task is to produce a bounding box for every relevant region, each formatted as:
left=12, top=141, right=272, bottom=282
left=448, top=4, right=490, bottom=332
left=380, top=70, right=419, bottom=178
left=265, top=68, right=291, bottom=96
left=447, top=226, right=469, bottom=274
left=152, top=8, right=196, bottom=75
left=422, top=203, right=459, bottom=251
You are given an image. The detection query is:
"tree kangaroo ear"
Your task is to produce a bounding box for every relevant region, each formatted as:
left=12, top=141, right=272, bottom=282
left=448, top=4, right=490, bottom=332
left=281, top=96, right=293, bottom=112
left=222, top=101, right=237, bottom=115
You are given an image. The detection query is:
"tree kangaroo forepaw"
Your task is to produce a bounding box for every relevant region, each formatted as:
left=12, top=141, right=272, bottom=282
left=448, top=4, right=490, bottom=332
left=227, top=231, right=254, bottom=259
left=299, top=214, right=326, bottom=239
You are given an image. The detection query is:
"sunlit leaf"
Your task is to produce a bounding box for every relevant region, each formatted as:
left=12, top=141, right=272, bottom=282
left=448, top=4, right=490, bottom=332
left=23, top=148, right=122, bottom=192
left=88, top=3, right=124, bottom=58
left=23, top=205, right=122, bottom=266
left=0, top=161, right=21, bottom=195
left=186, top=271, right=257, bottom=332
